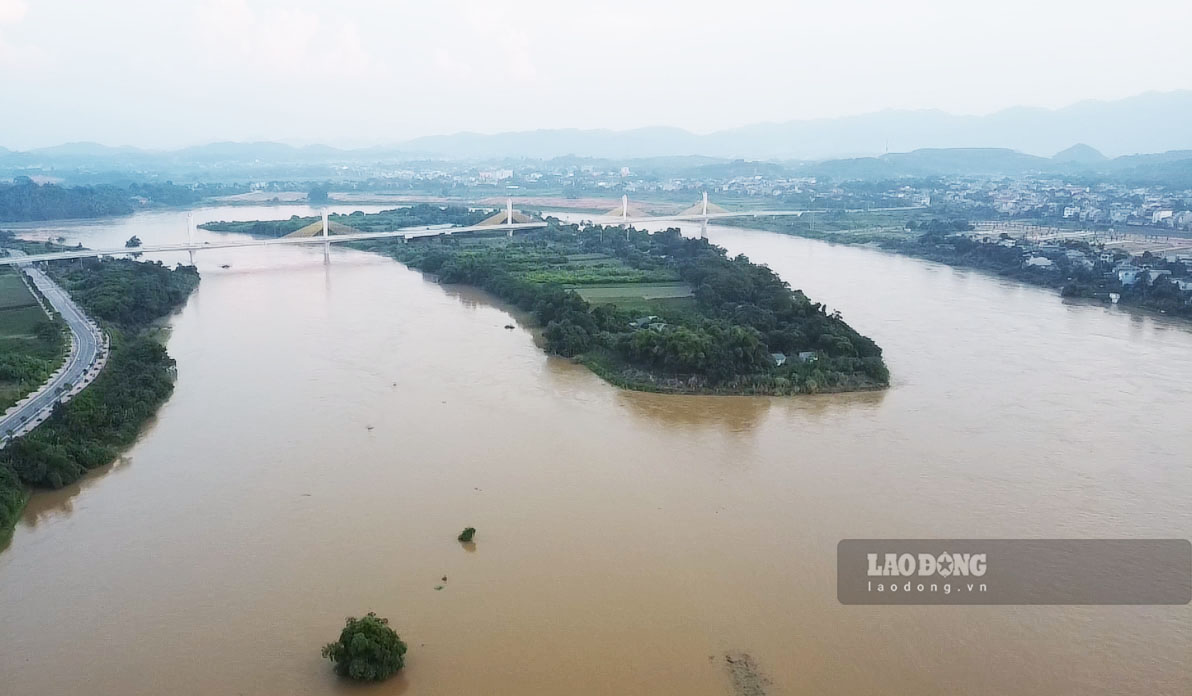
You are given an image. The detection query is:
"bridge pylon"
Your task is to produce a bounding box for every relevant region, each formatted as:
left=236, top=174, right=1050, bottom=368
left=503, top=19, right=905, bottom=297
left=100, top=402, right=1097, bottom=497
left=186, top=212, right=196, bottom=266
left=322, top=208, right=330, bottom=265
left=701, top=191, right=708, bottom=238
left=623, top=195, right=630, bottom=240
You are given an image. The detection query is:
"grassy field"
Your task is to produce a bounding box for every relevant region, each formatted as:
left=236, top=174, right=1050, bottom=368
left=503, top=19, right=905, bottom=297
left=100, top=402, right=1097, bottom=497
left=514, top=252, right=681, bottom=286
left=0, top=305, right=51, bottom=338
left=720, top=210, right=922, bottom=245
left=572, top=282, right=696, bottom=317
left=573, top=282, right=693, bottom=301
left=0, top=273, right=38, bottom=311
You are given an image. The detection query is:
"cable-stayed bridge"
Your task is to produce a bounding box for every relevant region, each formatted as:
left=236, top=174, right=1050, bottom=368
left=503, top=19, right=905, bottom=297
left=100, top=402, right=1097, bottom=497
left=0, top=196, right=924, bottom=266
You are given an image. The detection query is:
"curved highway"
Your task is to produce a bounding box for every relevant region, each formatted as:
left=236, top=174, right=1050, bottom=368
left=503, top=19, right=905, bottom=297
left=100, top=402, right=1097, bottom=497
left=0, top=251, right=104, bottom=444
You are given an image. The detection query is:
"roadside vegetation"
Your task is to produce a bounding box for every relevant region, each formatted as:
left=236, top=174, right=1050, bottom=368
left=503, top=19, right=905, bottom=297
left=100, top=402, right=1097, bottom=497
left=370, top=219, right=888, bottom=395
left=0, top=257, right=199, bottom=540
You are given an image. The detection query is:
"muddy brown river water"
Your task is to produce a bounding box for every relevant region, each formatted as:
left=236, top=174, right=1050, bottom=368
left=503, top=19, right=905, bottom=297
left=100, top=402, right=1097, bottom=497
left=1, top=207, right=1189, bottom=695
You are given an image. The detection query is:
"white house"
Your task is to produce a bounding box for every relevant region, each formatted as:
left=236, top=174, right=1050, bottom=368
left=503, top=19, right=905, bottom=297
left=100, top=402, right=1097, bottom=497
left=1117, top=268, right=1141, bottom=285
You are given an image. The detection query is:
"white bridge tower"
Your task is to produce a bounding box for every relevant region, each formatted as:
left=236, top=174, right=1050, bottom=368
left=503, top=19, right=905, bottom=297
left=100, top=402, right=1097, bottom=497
left=700, top=191, right=709, bottom=238
left=186, top=212, right=196, bottom=265
left=322, top=208, right=330, bottom=264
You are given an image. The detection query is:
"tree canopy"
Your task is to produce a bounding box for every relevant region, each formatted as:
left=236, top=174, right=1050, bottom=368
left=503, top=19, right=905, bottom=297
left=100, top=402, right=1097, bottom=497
left=0, top=178, right=203, bottom=222
left=307, top=185, right=329, bottom=204
left=0, top=257, right=200, bottom=533
left=321, top=613, right=408, bottom=682
left=378, top=221, right=888, bottom=394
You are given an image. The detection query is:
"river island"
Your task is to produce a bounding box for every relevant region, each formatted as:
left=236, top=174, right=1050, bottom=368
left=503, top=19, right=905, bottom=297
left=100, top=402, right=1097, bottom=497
left=203, top=206, right=889, bottom=395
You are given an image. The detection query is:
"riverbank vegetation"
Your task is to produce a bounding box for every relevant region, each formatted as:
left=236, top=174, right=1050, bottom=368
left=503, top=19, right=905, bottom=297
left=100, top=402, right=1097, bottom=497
left=199, top=204, right=488, bottom=237
left=0, top=257, right=199, bottom=538
left=364, top=220, right=888, bottom=395
left=882, top=223, right=1192, bottom=319
left=0, top=178, right=211, bottom=222
left=733, top=216, right=1192, bottom=320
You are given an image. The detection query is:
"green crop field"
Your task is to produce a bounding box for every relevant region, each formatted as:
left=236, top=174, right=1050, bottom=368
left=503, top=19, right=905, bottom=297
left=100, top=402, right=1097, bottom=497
left=0, top=272, right=38, bottom=312
left=573, top=282, right=694, bottom=301
left=0, top=269, right=61, bottom=411
left=0, top=304, right=61, bottom=412
left=0, top=306, right=51, bottom=338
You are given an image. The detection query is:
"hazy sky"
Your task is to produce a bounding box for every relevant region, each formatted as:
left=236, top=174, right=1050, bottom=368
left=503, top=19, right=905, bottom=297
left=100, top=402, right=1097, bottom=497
left=2, top=0, right=1191, bottom=149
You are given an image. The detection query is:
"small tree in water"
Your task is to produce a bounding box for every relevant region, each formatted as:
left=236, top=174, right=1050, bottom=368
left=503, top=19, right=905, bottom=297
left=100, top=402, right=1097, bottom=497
left=458, top=527, right=476, bottom=542
left=322, top=612, right=407, bottom=681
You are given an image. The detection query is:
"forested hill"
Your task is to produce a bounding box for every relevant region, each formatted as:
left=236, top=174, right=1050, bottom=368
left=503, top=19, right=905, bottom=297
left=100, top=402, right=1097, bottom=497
left=0, top=178, right=203, bottom=222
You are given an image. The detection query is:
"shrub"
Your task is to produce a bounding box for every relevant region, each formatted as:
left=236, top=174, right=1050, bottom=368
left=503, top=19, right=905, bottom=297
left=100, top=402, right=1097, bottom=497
left=458, top=527, right=476, bottom=542
left=321, top=612, right=407, bottom=681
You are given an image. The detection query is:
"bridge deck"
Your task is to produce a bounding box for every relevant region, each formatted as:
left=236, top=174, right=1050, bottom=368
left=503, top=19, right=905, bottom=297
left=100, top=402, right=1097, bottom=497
left=0, top=206, right=924, bottom=266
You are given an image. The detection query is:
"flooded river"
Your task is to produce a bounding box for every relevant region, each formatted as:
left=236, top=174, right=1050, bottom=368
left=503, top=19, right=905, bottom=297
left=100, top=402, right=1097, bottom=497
left=1, top=206, right=1189, bottom=695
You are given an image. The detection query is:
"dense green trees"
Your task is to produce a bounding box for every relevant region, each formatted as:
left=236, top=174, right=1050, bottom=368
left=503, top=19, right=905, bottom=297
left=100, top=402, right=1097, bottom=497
left=0, top=179, right=133, bottom=221
left=322, top=613, right=408, bottom=681
left=51, top=258, right=200, bottom=329
left=307, top=185, right=329, bottom=204
left=199, top=216, right=311, bottom=237
left=382, top=222, right=888, bottom=394
left=0, top=258, right=199, bottom=536
left=203, top=204, right=488, bottom=238
left=2, top=335, right=178, bottom=488
left=1121, top=275, right=1192, bottom=318
left=0, top=269, right=66, bottom=413
left=889, top=221, right=1192, bottom=318
left=0, top=178, right=202, bottom=222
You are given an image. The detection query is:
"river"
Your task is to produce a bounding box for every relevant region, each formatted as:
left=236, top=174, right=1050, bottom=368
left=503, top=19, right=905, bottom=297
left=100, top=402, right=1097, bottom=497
left=1, top=206, right=1189, bottom=695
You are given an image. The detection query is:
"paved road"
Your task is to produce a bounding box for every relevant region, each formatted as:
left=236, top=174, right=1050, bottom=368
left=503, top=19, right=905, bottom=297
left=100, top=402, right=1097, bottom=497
left=0, top=250, right=103, bottom=443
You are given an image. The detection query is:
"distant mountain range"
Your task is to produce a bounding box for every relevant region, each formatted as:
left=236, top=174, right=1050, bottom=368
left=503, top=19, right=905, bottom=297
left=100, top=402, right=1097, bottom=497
left=4, top=90, right=1192, bottom=184
left=400, top=91, right=1192, bottom=160
left=790, top=146, right=1192, bottom=183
